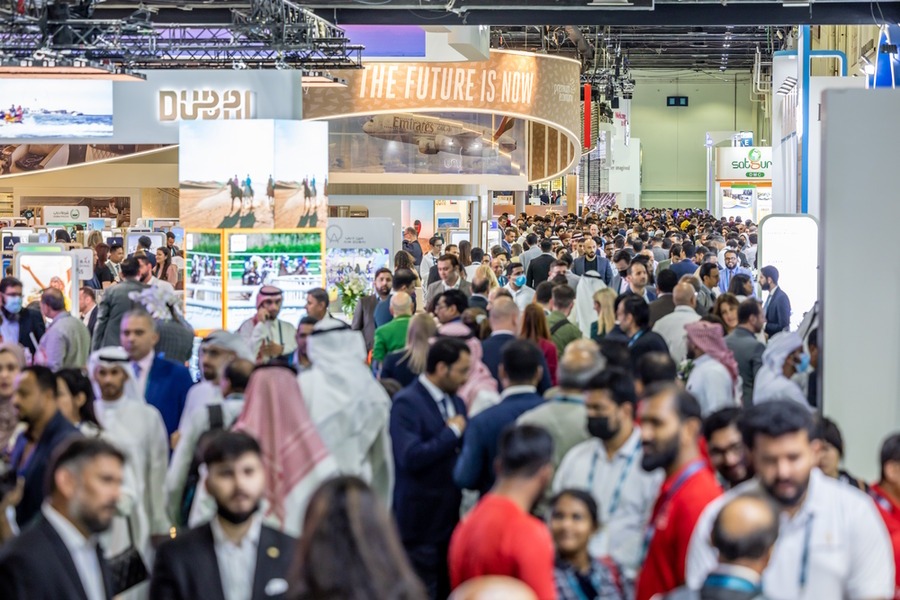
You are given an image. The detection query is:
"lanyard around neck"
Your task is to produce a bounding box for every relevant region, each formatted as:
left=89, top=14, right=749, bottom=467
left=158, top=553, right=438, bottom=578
left=587, top=439, right=641, bottom=517
left=640, top=459, right=706, bottom=560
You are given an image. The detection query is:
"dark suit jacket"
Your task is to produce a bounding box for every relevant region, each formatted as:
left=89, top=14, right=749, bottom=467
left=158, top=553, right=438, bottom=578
left=0, top=515, right=113, bottom=600
left=726, top=328, right=765, bottom=407
left=151, top=522, right=295, bottom=600
left=390, top=380, right=467, bottom=545
left=91, top=279, right=150, bottom=350
left=481, top=333, right=552, bottom=394
left=10, top=411, right=81, bottom=528
left=380, top=350, right=418, bottom=388
left=145, top=354, right=194, bottom=437
left=648, top=294, right=676, bottom=328
left=403, top=239, right=423, bottom=266
left=425, top=279, right=472, bottom=313
left=572, top=255, right=614, bottom=285
left=351, top=294, right=382, bottom=352
left=764, top=287, right=791, bottom=338
left=85, top=306, right=99, bottom=336
left=453, top=391, right=545, bottom=494
left=628, top=330, right=671, bottom=373
left=11, top=307, right=46, bottom=355
left=468, top=294, right=489, bottom=312
left=525, top=253, right=556, bottom=288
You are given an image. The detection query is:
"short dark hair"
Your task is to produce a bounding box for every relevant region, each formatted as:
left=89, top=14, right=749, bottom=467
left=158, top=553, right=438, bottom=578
left=497, top=424, right=554, bottom=478
left=22, top=365, right=57, bottom=397
left=699, top=262, right=718, bottom=281
left=539, top=238, right=553, bottom=252
left=223, top=359, right=254, bottom=393
left=120, top=257, right=140, bottom=278
left=138, top=235, right=152, bottom=249
left=643, top=382, right=702, bottom=422
left=656, top=269, right=678, bottom=294
left=41, top=287, right=66, bottom=312
left=425, top=337, right=470, bottom=375
left=47, top=437, right=126, bottom=495
left=813, top=416, right=844, bottom=456
left=703, top=407, right=743, bottom=441
left=738, top=401, right=814, bottom=450
left=535, top=281, right=555, bottom=304
left=80, top=286, right=96, bottom=301
left=307, top=288, right=329, bottom=307
left=551, top=489, right=599, bottom=527
left=613, top=249, right=631, bottom=264
left=506, top=262, right=524, bottom=276
left=435, top=289, right=468, bottom=315
left=471, top=276, right=490, bottom=295
left=471, top=247, right=485, bottom=263
left=109, top=242, right=124, bottom=253
left=759, top=265, right=779, bottom=283
left=636, top=352, right=677, bottom=385
left=551, top=284, right=575, bottom=311
left=670, top=243, right=683, bottom=258
left=0, top=276, right=22, bottom=293
left=202, top=431, right=262, bottom=466
left=438, top=254, right=460, bottom=270
left=711, top=493, right=780, bottom=562
left=501, top=340, right=543, bottom=385
left=392, top=268, right=417, bottom=291
left=429, top=235, right=443, bottom=247
left=56, top=369, right=98, bottom=428
left=166, top=231, right=176, bottom=240
left=619, top=295, right=650, bottom=329
left=807, top=327, right=818, bottom=349
left=737, top=298, right=762, bottom=324
left=374, top=267, right=392, bottom=280
left=880, top=434, right=900, bottom=480
left=583, top=367, right=636, bottom=406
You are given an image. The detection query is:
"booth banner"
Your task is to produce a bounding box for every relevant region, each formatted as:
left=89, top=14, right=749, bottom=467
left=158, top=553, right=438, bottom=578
left=758, top=214, right=818, bottom=331
left=716, top=147, right=773, bottom=180
left=325, top=218, right=394, bottom=294
left=179, top=120, right=328, bottom=230
left=43, top=206, right=89, bottom=223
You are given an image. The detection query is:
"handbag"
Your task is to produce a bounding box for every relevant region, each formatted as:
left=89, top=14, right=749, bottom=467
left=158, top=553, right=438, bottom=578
left=107, top=515, right=149, bottom=595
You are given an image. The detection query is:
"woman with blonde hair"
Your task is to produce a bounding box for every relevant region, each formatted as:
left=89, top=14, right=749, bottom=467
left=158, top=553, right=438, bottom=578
left=519, top=303, right=559, bottom=386
left=591, top=288, right=618, bottom=341
left=380, top=313, right=436, bottom=388
left=473, top=263, right=499, bottom=291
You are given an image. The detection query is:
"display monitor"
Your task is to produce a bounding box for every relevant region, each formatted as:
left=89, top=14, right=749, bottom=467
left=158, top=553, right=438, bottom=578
left=325, top=247, right=391, bottom=294
left=0, top=79, right=113, bottom=139
left=224, top=230, right=324, bottom=331
left=184, top=230, right=225, bottom=332
left=15, top=252, right=77, bottom=317
left=126, top=232, right=166, bottom=255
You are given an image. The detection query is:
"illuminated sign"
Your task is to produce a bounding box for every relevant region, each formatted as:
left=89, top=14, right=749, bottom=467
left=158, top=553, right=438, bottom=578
left=158, top=89, right=256, bottom=122
left=716, top=146, right=772, bottom=180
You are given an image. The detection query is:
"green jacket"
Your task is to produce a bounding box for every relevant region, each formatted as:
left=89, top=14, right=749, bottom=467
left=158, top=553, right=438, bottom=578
left=547, top=310, right=582, bottom=356
left=372, top=315, right=411, bottom=362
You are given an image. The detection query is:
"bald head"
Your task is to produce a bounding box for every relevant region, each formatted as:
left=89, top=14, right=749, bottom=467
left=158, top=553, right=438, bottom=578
left=673, top=282, right=697, bottom=307
left=449, top=577, right=538, bottom=600
left=488, top=297, right=519, bottom=330
left=558, top=342, right=604, bottom=390
left=711, top=493, right=780, bottom=570
left=390, top=291, right=413, bottom=317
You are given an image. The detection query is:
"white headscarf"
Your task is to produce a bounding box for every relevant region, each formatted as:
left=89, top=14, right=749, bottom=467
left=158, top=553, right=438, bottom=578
left=298, top=318, right=393, bottom=503
left=200, top=330, right=255, bottom=363
left=753, top=332, right=807, bottom=406
left=87, top=346, right=142, bottom=402
left=573, top=270, right=607, bottom=338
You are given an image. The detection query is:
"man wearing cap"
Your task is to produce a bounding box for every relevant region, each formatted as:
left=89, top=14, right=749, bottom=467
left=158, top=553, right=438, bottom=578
left=684, top=321, right=741, bottom=416
left=177, top=330, right=254, bottom=434
left=237, top=285, right=298, bottom=364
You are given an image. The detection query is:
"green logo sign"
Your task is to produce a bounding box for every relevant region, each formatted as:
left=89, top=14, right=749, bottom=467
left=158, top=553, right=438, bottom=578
left=731, top=148, right=771, bottom=174
left=70, top=209, right=80, bottom=219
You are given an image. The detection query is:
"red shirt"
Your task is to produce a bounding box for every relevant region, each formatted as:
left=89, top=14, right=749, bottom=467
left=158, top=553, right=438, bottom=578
left=448, top=494, right=557, bottom=600
left=869, top=484, right=900, bottom=599
left=635, top=459, right=723, bottom=600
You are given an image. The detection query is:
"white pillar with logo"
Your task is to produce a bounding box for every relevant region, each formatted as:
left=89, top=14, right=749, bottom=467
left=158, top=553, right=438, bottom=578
left=713, top=146, right=772, bottom=222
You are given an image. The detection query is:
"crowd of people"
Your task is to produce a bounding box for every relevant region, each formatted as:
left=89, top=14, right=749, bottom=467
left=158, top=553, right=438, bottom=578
left=0, top=206, right=895, bottom=600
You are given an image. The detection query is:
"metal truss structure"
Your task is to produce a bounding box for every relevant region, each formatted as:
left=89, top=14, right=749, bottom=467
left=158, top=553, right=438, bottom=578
left=0, top=0, right=363, bottom=70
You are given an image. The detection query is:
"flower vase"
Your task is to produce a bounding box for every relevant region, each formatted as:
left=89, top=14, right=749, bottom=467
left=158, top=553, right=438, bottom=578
left=341, top=295, right=359, bottom=317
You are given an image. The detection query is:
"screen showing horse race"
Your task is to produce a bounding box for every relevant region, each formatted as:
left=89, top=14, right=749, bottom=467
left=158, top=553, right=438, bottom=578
left=0, top=79, right=113, bottom=139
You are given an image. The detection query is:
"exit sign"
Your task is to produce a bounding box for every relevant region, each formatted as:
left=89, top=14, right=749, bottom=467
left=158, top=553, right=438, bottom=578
left=667, top=96, right=689, bottom=107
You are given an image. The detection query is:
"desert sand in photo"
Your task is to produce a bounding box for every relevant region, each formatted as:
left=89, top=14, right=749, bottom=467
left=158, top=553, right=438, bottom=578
left=276, top=183, right=328, bottom=229
left=180, top=185, right=275, bottom=229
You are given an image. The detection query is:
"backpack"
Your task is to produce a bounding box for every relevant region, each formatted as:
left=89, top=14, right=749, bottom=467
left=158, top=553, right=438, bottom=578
left=178, top=404, right=225, bottom=527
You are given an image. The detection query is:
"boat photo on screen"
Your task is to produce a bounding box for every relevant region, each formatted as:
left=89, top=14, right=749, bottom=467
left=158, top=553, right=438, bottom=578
left=0, top=79, right=114, bottom=139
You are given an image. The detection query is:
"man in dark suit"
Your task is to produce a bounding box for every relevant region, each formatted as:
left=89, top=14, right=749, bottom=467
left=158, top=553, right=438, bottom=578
left=351, top=267, right=392, bottom=352
left=79, top=286, right=99, bottom=336
left=9, top=366, right=82, bottom=528
left=390, top=338, right=470, bottom=600
left=121, top=309, right=193, bottom=438
left=649, top=269, right=679, bottom=328
left=726, top=299, right=767, bottom=407
left=425, top=255, right=472, bottom=313
left=0, top=437, right=121, bottom=599
left=524, top=238, right=556, bottom=288
left=151, top=432, right=295, bottom=600
left=760, top=265, right=791, bottom=338
left=92, top=257, right=149, bottom=350
left=402, top=227, right=423, bottom=266
left=374, top=268, right=417, bottom=328
left=481, top=298, right=552, bottom=394
left=659, top=493, right=778, bottom=600
left=454, top=340, right=545, bottom=495
left=0, top=276, right=46, bottom=356
left=129, top=235, right=157, bottom=268
left=572, top=237, right=614, bottom=285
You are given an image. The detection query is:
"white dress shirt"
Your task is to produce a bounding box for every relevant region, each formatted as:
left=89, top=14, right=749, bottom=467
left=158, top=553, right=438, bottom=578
left=418, top=373, right=460, bottom=436
left=686, top=468, right=894, bottom=600
left=210, top=514, right=262, bottom=600
left=82, top=305, right=96, bottom=329
left=42, top=503, right=107, bottom=600
left=132, top=352, right=155, bottom=398
left=652, top=306, right=701, bottom=364
left=686, top=355, right=740, bottom=416
left=552, top=427, right=664, bottom=576
left=0, top=313, right=19, bottom=347
left=505, top=283, right=536, bottom=312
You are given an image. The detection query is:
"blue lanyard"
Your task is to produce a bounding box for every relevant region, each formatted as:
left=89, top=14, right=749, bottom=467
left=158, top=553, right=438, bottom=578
left=798, top=513, right=814, bottom=591
left=705, top=573, right=761, bottom=594
left=640, top=459, right=706, bottom=560
left=587, top=440, right=640, bottom=517
left=628, top=330, right=644, bottom=348
left=563, top=570, right=593, bottom=600
left=869, top=487, right=894, bottom=513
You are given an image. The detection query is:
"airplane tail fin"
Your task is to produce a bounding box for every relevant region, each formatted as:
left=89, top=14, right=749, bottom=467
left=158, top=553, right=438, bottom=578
left=492, top=116, right=514, bottom=141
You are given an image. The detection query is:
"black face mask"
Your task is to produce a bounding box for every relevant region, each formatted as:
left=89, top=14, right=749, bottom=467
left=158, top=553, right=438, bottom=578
left=587, top=416, right=619, bottom=441
left=216, top=501, right=260, bottom=525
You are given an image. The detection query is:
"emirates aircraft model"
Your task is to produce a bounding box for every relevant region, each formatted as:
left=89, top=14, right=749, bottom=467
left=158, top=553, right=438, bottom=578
left=362, top=113, right=517, bottom=157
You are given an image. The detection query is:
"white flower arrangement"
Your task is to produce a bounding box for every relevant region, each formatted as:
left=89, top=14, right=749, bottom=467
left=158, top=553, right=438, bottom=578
left=128, top=286, right=181, bottom=321
left=335, top=272, right=370, bottom=315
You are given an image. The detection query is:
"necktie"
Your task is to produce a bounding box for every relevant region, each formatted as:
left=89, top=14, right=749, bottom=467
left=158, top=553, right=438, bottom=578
left=132, top=362, right=142, bottom=379
left=440, top=395, right=452, bottom=420
left=763, top=293, right=772, bottom=312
